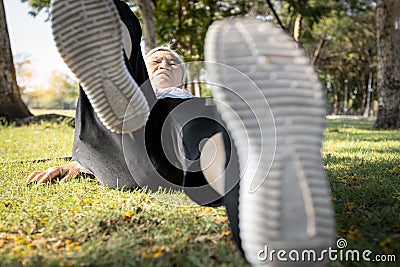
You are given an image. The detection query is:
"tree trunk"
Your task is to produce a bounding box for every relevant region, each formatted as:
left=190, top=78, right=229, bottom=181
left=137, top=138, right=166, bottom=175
left=0, top=0, right=32, bottom=120
left=360, top=72, right=367, bottom=116
left=136, top=0, right=156, bottom=52
left=374, top=0, right=400, bottom=129
left=333, top=88, right=339, bottom=115
left=293, top=14, right=302, bottom=42
left=265, top=0, right=286, bottom=31
left=311, top=37, right=325, bottom=66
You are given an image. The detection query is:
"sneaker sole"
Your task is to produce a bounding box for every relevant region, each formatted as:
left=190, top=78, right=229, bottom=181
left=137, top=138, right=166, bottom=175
left=51, top=0, right=149, bottom=133
left=205, top=18, right=335, bottom=265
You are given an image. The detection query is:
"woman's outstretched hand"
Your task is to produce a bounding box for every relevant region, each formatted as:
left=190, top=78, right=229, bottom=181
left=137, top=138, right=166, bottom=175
left=26, top=161, right=92, bottom=184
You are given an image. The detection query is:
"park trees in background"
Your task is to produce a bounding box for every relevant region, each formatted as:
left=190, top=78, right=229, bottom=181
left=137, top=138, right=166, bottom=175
left=45, top=71, right=78, bottom=109
left=4, top=0, right=399, bottom=128
left=14, top=54, right=34, bottom=94
left=20, top=71, right=78, bottom=109
left=306, top=0, right=377, bottom=116
left=13, top=54, right=78, bottom=109
left=152, top=0, right=268, bottom=61
left=267, top=1, right=377, bottom=116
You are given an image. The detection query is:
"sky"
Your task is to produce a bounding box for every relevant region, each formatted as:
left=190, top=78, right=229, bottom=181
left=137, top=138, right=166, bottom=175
left=4, top=0, right=74, bottom=90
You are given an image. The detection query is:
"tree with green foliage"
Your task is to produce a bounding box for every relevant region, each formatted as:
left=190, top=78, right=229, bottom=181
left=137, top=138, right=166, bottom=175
left=19, top=0, right=50, bottom=16
left=310, top=0, right=377, bottom=115
left=151, top=0, right=268, bottom=61
left=19, top=0, right=388, bottom=118
left=267, top=1, right=377, bottom=116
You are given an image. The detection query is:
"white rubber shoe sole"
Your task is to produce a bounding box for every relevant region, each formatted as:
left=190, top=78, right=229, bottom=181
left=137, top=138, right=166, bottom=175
left=51, top=0, right=149, bottom=133
left=205, top=18, right=335, bottom=266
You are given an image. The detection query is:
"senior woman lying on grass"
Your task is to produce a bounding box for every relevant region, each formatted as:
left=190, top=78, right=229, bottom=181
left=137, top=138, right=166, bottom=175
left=27, top=0, right=335, bottom=265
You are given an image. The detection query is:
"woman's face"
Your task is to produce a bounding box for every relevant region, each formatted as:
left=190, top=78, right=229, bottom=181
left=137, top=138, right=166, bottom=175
left=146, top=51, right=184, bottom=90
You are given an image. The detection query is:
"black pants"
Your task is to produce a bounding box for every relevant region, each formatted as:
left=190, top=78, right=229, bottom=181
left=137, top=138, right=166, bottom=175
left=71, top=0, right=239, bottom=207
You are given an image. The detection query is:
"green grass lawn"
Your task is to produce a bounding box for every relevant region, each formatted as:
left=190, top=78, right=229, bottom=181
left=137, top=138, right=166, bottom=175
left=0, top=118, right=399, bottom=266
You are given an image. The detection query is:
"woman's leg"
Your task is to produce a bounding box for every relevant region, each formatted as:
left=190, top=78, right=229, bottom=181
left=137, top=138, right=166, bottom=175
left=52, top=0, right=156, bottom=190
left=198, top=132, right=226, bottom=196
left=52, top=0, right=215, bottom=194
left=120, top=97, right=230, bottom=203
left=205, top=18, right=336, bottom=265
left=51, top=0, right=153, bottom=134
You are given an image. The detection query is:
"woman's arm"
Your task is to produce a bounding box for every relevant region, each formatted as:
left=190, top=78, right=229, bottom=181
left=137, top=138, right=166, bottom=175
left=26, top=161, right=92, bottom=184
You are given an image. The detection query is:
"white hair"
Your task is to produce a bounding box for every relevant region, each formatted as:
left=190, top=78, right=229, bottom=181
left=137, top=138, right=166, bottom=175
left=145, top=46, right=186, bottom=82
